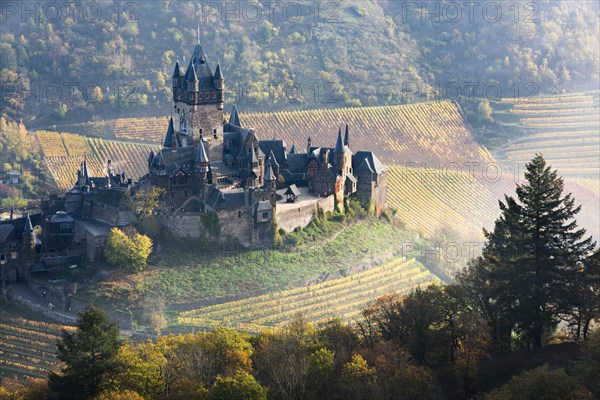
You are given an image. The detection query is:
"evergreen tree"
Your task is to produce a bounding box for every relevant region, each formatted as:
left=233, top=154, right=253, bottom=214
left=516, top=155, right=595, bottom=347
left=461, top=155, right=595, bottom=350
left=49, top=306, right=121, bottom=400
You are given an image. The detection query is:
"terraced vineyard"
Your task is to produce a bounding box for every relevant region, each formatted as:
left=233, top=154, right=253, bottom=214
left=386, top=166, right=501, bottom=241
left=0, top=312, right=73, bottom=379
left=496, top=92, right=600, bottom=178
left=36, top=131, right=160, bottom=191
left=109, top=117, right=170, bottom=143
left=178, top=257, right=440, bottom=332
left=110, top=101, right=493, bottom=166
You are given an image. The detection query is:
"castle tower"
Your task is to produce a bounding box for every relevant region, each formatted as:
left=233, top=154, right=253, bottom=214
left=334, top=127, right=346, bottom=178
left=264, top=164, right=276, bottom=192
left=172, top=44, right=225, bottom=163
left=21, top=213, right=37, bottom=277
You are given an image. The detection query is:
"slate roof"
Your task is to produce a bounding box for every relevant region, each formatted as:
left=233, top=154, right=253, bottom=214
left=355, top=158, right=374, bottom=174
left=195, top=139, right=209, bottom=163
left=353, top=151, right=387, bottom=174
left=183, top=44, right=216, bottom=91
left=259, top=140, right=287, bottom=165
left=334, top=127, right=344, bottom=153
left=172, top=60, right=183, bottom=78
left=206, top=188, right=246, bottom=209
left=164, top=117, right=175, bottom=148
left=214, top=61, right=224, bottom=80
left=284, top=184, right=301, bottom=197
left=257, top=200, right=272, bottom=212
left=287, top=153, right=308, bottom=173
left=156, top=147, right=195, bottom=172
left=0, top=225, right=14, bottom=244
left=265, top=165, right=276, bottom=181
left=76, top=218, right=112, bottom=237
left=0, top=214, right=43, bottom=244
left=229, top=105, right=241, bottom=127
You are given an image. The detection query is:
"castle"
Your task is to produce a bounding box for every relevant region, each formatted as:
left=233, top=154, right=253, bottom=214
left=1, top=41, right=388, bottom=284
left=141, top=41, right=387, bottom=245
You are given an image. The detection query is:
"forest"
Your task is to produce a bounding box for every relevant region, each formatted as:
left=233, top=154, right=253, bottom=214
left=0, top=1, right=598, bottom=126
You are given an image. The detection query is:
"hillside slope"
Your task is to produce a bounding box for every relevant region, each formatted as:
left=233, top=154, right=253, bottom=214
left=35, top=131, right=160, bottom=192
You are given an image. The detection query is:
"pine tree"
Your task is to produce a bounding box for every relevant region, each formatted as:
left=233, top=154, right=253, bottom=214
left=49, top=306, right=121, bottom=400
left=461, top=155, right=595, bottom=350
left=515, top=155, right=595, bottom=347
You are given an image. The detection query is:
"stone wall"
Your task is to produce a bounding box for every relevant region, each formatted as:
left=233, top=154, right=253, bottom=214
left=276, top=194, right=335, bottom=232
left=86, top=202, right=135, bottom=226
left=158, top=208, right=256, bottom=247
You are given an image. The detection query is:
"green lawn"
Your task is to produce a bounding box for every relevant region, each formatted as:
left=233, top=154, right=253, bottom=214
left=81, top=216, right=412, bottom=309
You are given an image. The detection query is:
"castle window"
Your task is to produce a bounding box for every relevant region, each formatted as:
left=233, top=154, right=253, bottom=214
left=238, top=211, right=242, bottom=218
left=171, top=192, right=175, bottom=198
left=213, top=129, right=217, bottom=139
left=262, top=212, right=269, bottom=220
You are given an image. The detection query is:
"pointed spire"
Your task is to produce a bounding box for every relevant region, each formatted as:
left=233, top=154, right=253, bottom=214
left=81, top=159, right=90, bottom=185
left=187, top=61, right=198, bottom=82
left=164, top=117, right=175, bottom=148
left=172, top=60, right=182, bottom=78
left=251, top=146, right=259, bottom=164
left=23, top=213, right=33, bottom=237
left=197, top=20, right=200, bottom=44
left=334, top=127, right=344, bottom=153
left=344, top=124, right=350, bottom=147
left=289, top=143, right=298, bottom=154
left=154, top=151, right=165, bottom=167
left=214, top=61, right=223, bottom=80
left=195, top=137, right=209, bottom=164
left=265, top=164, right=275, bottom=181
left=147, top=150, right=155, bottom=164
left=229, top=105, right=241, bottom=126
left=267, top=150, right=279, bottom=166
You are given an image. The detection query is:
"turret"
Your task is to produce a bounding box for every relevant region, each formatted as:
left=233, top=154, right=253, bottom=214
left=195, top=136, right=210, bottom=172
left=172, top=60, right=183, bottom=88
left=214, top=61, right=224, bottom=89
left=344, top=124, right=350, bottom=147
left=186, top=63, right=199, bottom=92
left=77, top=159, right=90, bottom=189
left=334, top=127, right=346, bottom=178
left=21, top=213, right=37, bottom=269
left=229, top=105, right=241, bottom=127
left=264, top=164, right=276, bottom=191
left=23, top=213, right=33, bottom=238
left=147, top=150, right=155, bottom=168
left=266, top=150, right=279, bottom=177
left=251, top=146, right=259, bottom=168
left=164, top=117, right=175, bottom=148
left=334, top=127, right=344, bottom=154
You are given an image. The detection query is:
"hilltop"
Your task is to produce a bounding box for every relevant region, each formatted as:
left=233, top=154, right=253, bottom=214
left=1, top=1, right=598, bottom=126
